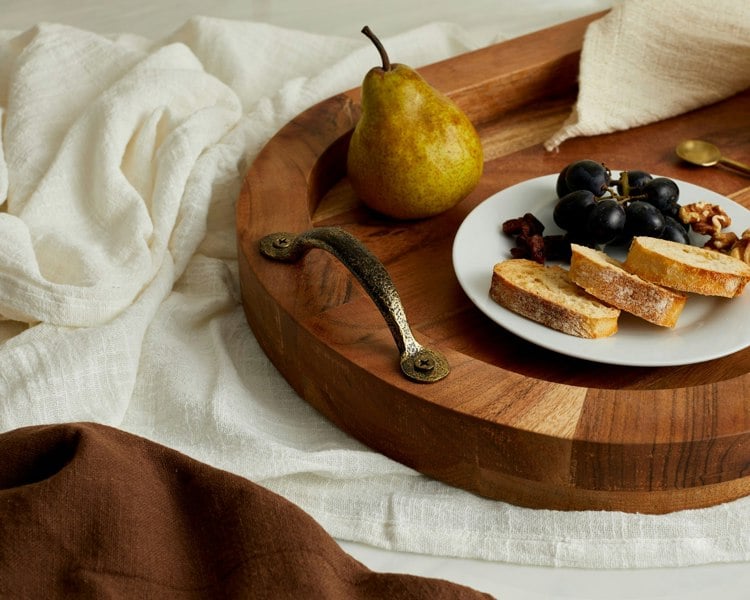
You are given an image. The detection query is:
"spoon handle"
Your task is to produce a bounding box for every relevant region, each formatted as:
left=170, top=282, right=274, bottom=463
left=719, top=157, right=750, bottom=176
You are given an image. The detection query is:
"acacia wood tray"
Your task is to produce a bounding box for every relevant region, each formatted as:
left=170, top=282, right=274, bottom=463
left=237, top=13, right=750, bottom=513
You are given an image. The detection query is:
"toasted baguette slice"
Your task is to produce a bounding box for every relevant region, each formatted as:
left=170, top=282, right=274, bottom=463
left=490, top=259, right=620, bottom=338
left=623, top=236, right=750, bottom=298
left=569, top=244, right=686, bottom=327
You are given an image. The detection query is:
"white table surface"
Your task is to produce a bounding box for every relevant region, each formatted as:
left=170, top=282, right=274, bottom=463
left=4, top=1, right=748, bottom=598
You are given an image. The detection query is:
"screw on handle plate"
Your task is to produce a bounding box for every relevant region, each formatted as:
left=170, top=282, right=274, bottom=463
left=259, top=227, right=449, bottom=383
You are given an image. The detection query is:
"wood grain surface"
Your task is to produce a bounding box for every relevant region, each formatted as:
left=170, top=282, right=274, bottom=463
left=236, top=12, right=750, bottom=513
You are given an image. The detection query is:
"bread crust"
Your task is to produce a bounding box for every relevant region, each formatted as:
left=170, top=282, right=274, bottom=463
left=623, top=237, right=750, bottom=298
left=569, top=244, right=686, bottom=327
left=490, top=259, right=619, bottom=339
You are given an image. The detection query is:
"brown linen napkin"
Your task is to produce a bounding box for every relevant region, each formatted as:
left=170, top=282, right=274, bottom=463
left=0, top=422, right=492, bottom=599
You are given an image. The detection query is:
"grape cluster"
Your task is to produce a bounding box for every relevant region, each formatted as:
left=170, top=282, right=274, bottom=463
left=553, top=160, right=690, bottom=248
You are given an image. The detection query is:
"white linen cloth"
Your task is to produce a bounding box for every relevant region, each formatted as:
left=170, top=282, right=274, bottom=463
left=0, top=13, right=749, bottom=570
left=546, top=0, right=750, bottom=150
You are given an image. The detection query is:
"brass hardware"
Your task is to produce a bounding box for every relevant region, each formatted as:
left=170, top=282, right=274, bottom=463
left=259, top=227, right=449, bottom=383
left=676, top=139, right=750, bottom=176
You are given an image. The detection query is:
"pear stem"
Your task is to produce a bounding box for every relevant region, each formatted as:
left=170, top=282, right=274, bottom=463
left=361, top=26, right=391, bottom=71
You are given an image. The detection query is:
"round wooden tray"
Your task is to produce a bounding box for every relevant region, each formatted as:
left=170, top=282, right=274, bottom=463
left=236, top=14, right=750, bottom=513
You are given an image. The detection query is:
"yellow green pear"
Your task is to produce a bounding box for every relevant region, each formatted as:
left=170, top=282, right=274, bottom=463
left=347, top=27, right=484, bottom=220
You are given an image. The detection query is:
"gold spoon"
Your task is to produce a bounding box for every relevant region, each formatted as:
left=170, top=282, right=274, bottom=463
left=675, top=139, right=750, bottom=176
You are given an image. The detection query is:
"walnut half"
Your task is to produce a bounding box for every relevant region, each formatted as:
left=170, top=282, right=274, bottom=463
left=679, top=202, right=732, bottom=236
left=729, top=229, right=750, bottom=264
left=704, top=230, right=738, bottom=251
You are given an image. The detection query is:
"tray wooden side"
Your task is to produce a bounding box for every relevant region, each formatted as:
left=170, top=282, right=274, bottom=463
left=237, top=13, right=750, bottom=513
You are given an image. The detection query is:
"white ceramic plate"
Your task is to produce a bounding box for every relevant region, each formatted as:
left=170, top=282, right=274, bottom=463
left=452, top=173, right=750, bottom=367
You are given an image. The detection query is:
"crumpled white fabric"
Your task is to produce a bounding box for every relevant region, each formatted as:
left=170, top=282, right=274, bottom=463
left=545, top=0, right=750, bottom=150
left=1, top=15, right=749, bottom=570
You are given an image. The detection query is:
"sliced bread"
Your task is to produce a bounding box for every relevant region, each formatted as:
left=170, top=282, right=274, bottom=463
left=623, top=236, right=750, bottom=298
left=490, top=259, right=620, bottom=338
left=569, top=244, right=687, bottom=327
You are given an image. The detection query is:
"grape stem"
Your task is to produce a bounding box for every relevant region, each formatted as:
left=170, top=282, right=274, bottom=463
left=598, top=186, right=646, bottom=205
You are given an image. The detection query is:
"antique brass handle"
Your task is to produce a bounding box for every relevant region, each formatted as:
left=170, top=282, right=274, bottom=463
left=259, top=227, right=449, bottom=383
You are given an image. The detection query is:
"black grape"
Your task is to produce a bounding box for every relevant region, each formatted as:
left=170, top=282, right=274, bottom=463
left=616, top=170, right=652, bottom=196
left=555, top=164, right=571, bottom=198
left=586, top=199, right=626, bottom=244
left=564, top=160, right=610, bottom=197
left=643, top=177, right=679, bottom=213
left=624, top=200, right=666, bottom=238
left=661, top=216, right=690, bottom=244
left=553, top=190, right=597, bottom=235
left=661, top=201, right=681, bottom=219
